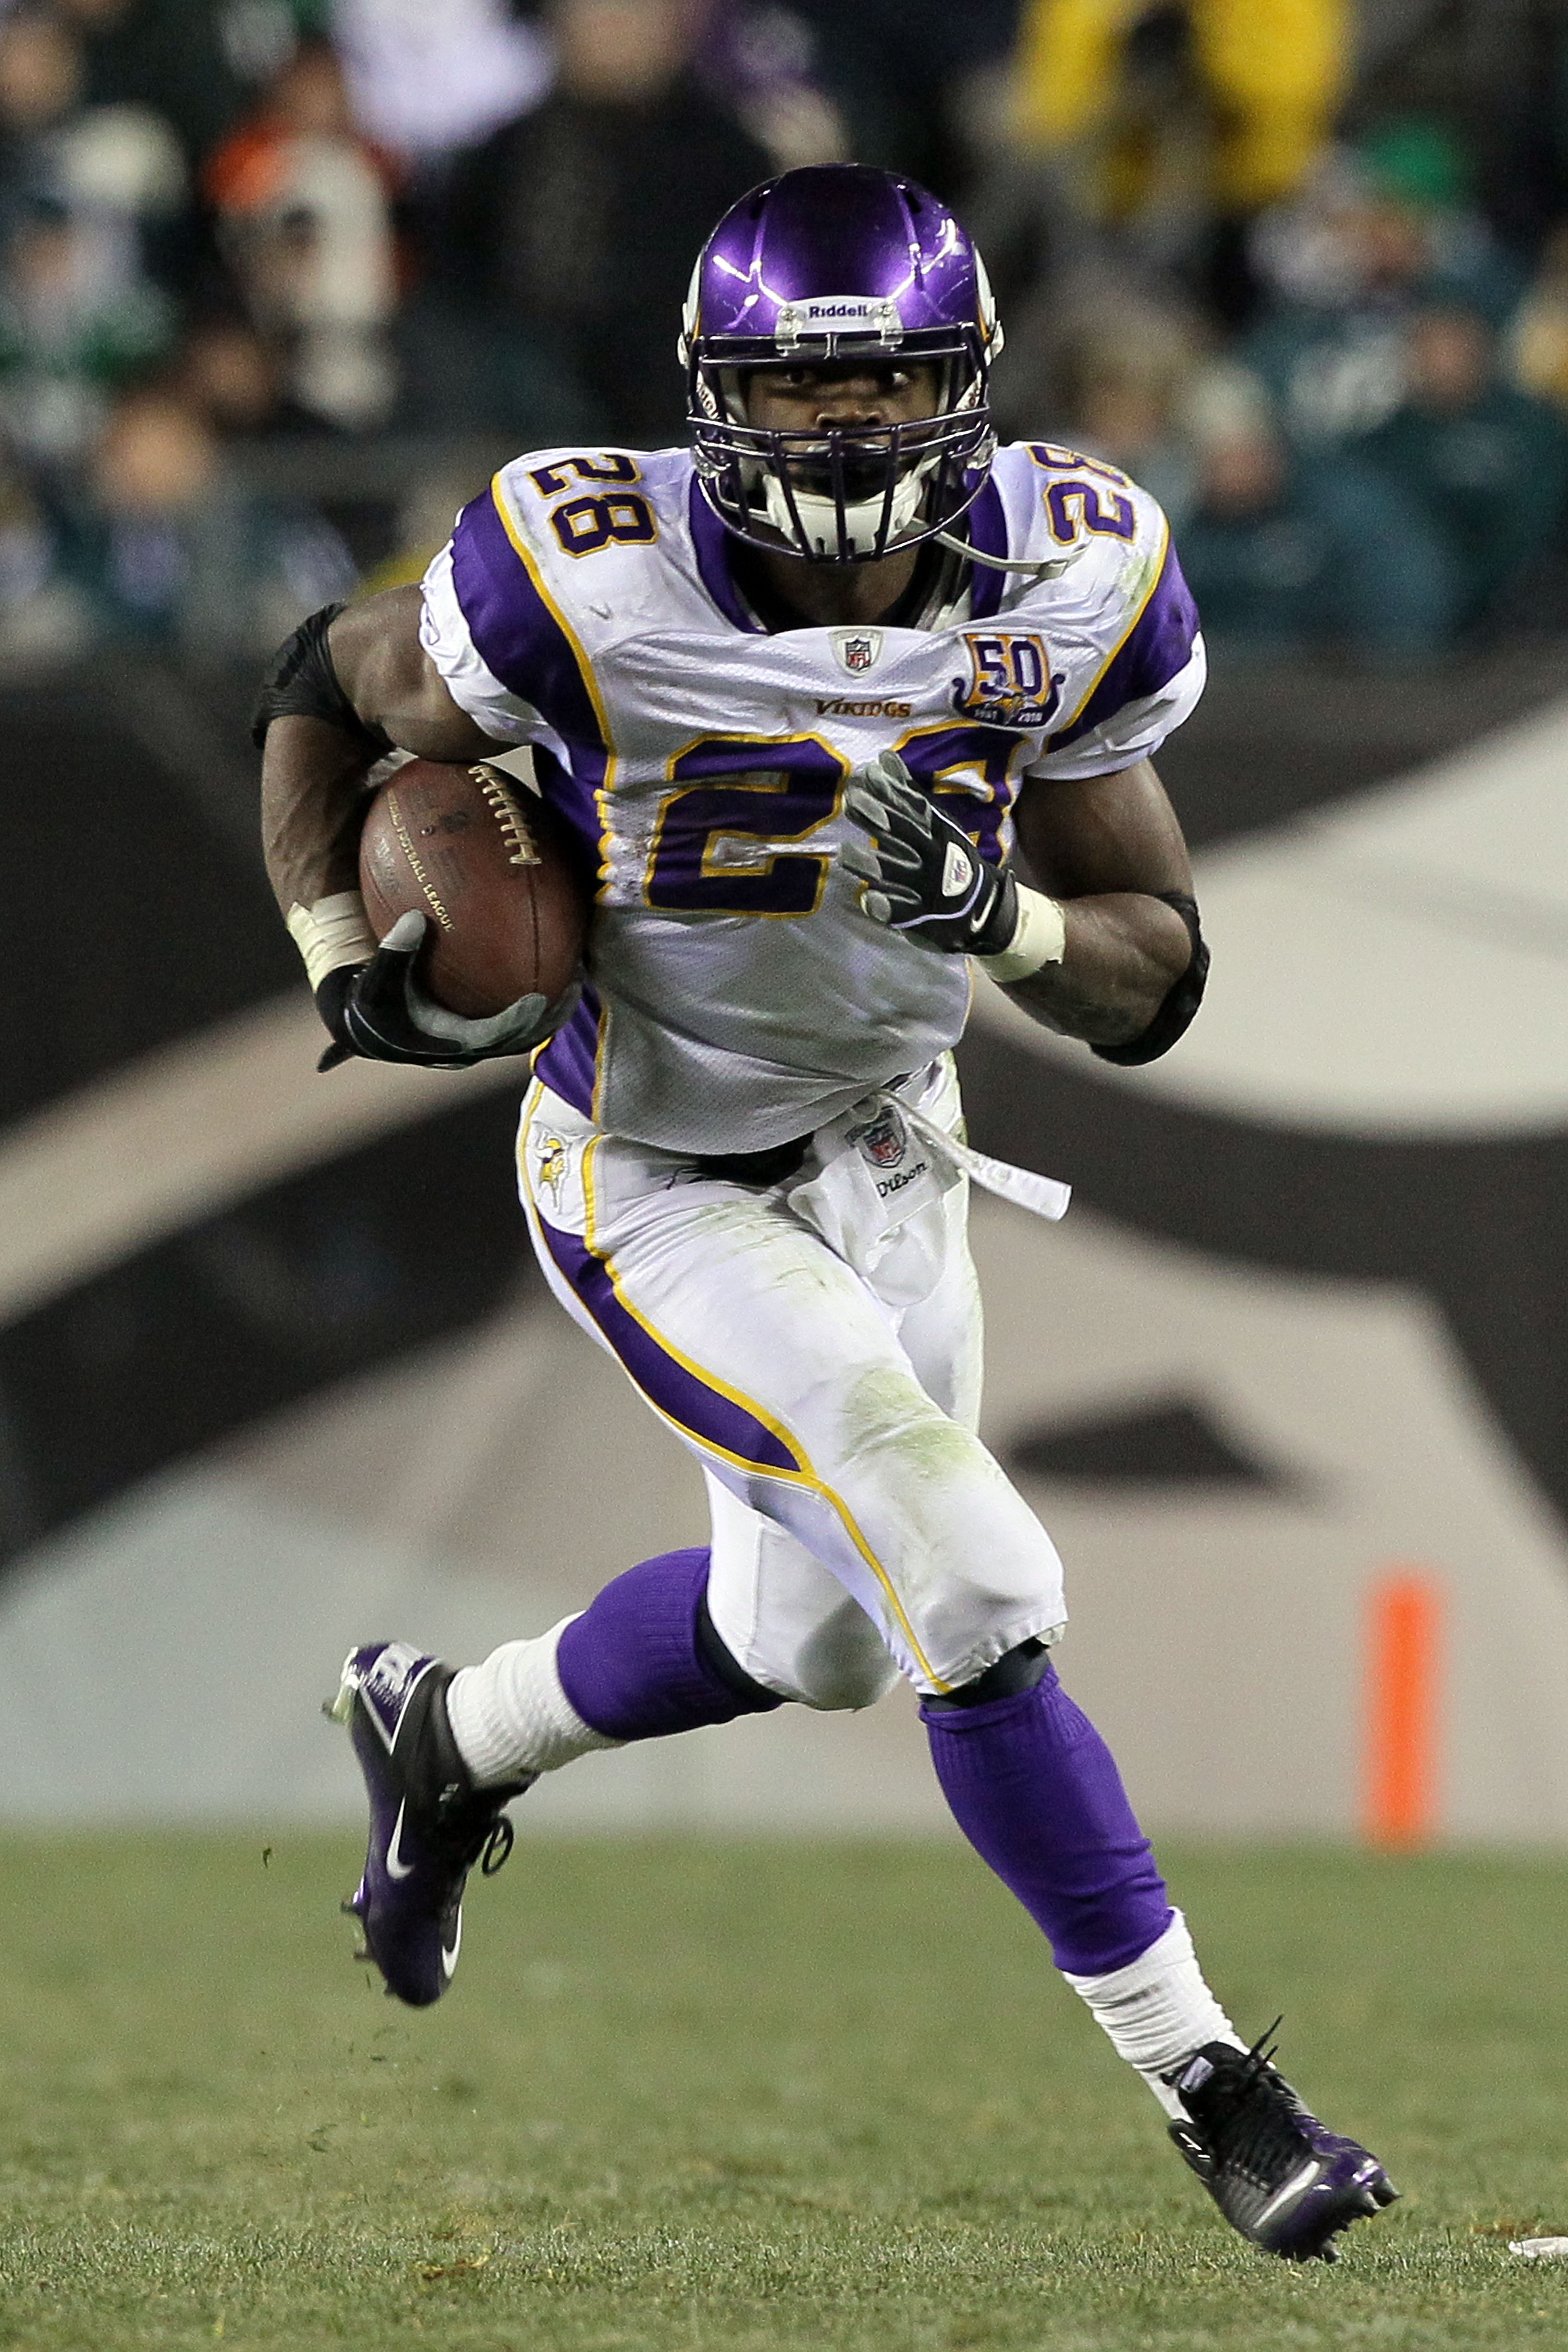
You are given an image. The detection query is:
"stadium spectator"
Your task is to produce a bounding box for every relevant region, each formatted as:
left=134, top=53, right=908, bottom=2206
left=1354, top=296, right=1568, bottom=632
left=0, top=193, right=173, bottom=463
left=1007, top=0, right=1349, bottom=318
left=0, top=7, right=86, bottom=241
left=0, top=429, right=86, bottom=654
left=1507, top=221, right=1568, bottom=417
left=995, top=288, right=1207, bottom=525
left=328, top=0, right=552, bottom=164
left=789, top=0, right=1016, bottom=198
left=1244, top=126, right=1521, bottom=449
left=694, top=0, right=846, bottom=173
left=204, top=35, right=399, bottom=431
left=59, top=0, right=271, bottom=177
left=1173, top=362, right=1461, bottom=654
left=436, top=0, right=776, bottom=448
left=55, top=381, right=355, bottom=650
left=175, top=310, right=290, bottom=436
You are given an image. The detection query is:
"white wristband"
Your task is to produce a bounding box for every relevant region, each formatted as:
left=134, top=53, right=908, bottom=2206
left=982, top=882, right=1067, bottom=985
left=286, top=891, right=379, bottom=991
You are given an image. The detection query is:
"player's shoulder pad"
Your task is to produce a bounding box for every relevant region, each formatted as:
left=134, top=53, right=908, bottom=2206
left=989, top=440, right=1173, bottom=616
left=481, top=445, right=691, bottom=624
left=986, top=443, right=1201, bottom=761
left=434, top=448, right=693, bottom=740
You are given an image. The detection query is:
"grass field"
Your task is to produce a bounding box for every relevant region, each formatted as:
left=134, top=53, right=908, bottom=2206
left=3, top=1834, right=1568, bottom=2350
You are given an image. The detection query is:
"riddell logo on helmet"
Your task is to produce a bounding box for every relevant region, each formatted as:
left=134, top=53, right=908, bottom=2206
left=777, top=295, right=903, bottom=341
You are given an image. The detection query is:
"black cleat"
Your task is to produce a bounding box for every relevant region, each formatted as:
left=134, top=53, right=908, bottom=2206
left=1165, top=2026, right=1398, bottom=2261
left=329, top=1641, right=531, bottom=2006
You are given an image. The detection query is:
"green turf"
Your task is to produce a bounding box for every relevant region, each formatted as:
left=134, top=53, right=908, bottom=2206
left=1, top=1834, right=1567, bottom=2349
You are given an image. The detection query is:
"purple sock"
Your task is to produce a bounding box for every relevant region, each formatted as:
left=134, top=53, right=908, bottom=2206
left=922, top=1660, right=1173, bottom=1976
left=556, top=1548, right=784, bottom=1741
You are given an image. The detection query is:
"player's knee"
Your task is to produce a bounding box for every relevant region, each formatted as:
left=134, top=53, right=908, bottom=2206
left=753, top=1597, right=901, bottom=1712
left=923, top=1636, right=1058, bottom=1712
left=694, top=1588, right=789, bottom=1716
left=794, top=1614, right=902, bottom=1711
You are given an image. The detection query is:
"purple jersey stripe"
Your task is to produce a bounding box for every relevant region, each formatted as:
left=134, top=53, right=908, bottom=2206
left=965, top=474, right=1008, bottom=623
left=535, top=1209, right=804, bottom=1476
left=534, top=986, right=601, bottom=1116
left=450, top=481, right=610, bottom=753
left=1044, top=539, right=1199, bottom=754
left=689, top=474, right=765, bottom=632
left=531, top=742, right=605, bottom=871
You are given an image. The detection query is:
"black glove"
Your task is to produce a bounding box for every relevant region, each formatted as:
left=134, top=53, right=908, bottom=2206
left=842, top=749, right=1018, bottom=955
left=315, top=911, right=578, bottom=1071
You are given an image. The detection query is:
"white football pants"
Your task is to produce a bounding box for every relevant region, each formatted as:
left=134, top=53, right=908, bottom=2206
left=516, top=1060, right=1067, bottom=1701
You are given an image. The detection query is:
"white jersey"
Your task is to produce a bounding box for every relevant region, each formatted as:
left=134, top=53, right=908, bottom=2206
left=420, top=440, right=1205, bottom=1154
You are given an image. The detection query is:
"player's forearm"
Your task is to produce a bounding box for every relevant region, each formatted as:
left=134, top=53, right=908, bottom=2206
left=258, top=590, right=499, bottom=920
left=995, top=891, right=1194, bottom=1047
left=261, top=715, right=379, bottom=915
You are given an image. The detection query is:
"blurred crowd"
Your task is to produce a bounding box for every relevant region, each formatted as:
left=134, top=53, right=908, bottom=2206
left=2, top=0, right=1568, bottom=660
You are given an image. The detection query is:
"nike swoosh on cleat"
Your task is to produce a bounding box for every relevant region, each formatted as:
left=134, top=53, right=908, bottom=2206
left=442, top=1913, right=462, bottom=1979
left=386, top=1801, right=416, bottom=1881
left=1256, top=2157, right=1324, bottom=2228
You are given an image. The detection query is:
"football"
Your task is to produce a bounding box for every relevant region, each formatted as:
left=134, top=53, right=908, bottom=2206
left=358, top=758, right=588, bottom=1018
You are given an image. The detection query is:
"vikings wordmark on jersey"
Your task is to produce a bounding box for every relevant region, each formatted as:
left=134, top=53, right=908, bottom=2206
left=419, top=441, right=1205, bottom=1155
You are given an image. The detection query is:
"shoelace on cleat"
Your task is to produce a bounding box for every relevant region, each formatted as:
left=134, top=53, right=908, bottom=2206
left=427, top=1769, right=518, bottom=1878
left=479, top=1816, right=514, bottom=1876
left=1183, top=2022, right=1316, bottom=2191
left=428, top=1803, right=514, bottom=1877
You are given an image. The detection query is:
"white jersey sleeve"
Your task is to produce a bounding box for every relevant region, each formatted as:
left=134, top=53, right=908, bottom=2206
left=982, top=444, right=1205, bottom=783
left=1033, top=639, right=1207, bottom=781
left=418, top=534, right=543, bottom=745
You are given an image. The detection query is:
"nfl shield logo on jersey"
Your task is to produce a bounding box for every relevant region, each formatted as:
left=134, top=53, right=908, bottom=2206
left=833, top=628, right=882, bottom=675
left=849, top=1107, right=907, bottom=1169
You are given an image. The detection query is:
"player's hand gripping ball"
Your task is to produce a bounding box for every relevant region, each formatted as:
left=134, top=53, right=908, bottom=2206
left=320, top=760, right=588, bottom=1070
left=842, top=749, right=1018, bottom=956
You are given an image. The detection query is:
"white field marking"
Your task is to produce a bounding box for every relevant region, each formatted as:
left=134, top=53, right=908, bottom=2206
left=975, top=691, right=1568, bottom=1138
left=1510, top=2238, right=1568, bottom=2258
left=0, top=992, right=523, bottom=1323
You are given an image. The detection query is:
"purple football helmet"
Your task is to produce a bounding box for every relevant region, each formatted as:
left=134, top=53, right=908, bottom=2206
left=681, top=164, right=1002, bottom=564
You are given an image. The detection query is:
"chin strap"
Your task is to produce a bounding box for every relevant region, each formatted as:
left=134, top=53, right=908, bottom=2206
left=932, top=527, right=1087, bottom=577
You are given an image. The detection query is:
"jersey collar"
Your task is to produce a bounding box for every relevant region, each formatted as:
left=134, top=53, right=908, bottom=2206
left=686, top=463, right=1011, bottom=634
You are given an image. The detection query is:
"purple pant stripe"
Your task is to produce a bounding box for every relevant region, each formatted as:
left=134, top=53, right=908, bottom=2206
left=923, top=1661, right=1173, bottom=1978
left=534, top=1209, right=802, bottom=1477
left=557, top=1548, right=783, bottom=1739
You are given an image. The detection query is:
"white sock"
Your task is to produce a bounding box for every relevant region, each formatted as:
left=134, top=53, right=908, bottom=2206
left=445, top=1616, right=622, bottom=1786
left=1062, top=1911, right=1244, bottom=2119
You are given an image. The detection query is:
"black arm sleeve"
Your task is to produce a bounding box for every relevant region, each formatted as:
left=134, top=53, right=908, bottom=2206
left=252, top=603, right=395, bottom=756
left=1090, top=891, right=1209, bottom=1067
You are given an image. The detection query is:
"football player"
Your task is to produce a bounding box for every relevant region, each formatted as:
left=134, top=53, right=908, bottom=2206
left=257, top=165, right=1395, bottom=2261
